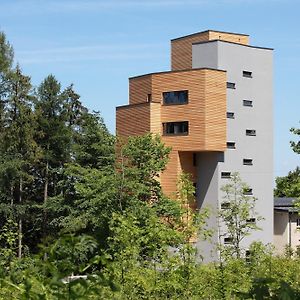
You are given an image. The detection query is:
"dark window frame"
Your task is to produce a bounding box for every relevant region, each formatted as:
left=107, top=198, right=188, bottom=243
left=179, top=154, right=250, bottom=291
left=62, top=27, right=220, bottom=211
left=243, top=158, right=253, bottom=166
left=162, top=90, right=189, bottom=105
left=224, top=237, right=234, bottom=244
left=227, top=142, right=236, bottom=149
left=243, top=188, right=253, bottom=195
left=243, top=71, right=252, bottom=78
left=227, top=112, right=235, bottom=119
left=243, top=100, right=253, bottom=107
left=163, top=121, right=189, bottom=136
left=227, top=82, right=236, bottom=89
left=246, top=129, right=256, bottom=136
left=221, top=172, right=231, bottom=179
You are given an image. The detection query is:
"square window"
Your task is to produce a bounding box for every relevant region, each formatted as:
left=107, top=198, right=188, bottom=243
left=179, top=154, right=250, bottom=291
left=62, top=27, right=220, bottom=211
left=243, top=188, right=253, bottom=195
left=227, top=112, right=235, bottom=119
left=243, top=71, right=252, bottom=78
left=246, top=218, right=256, bottom=224
left=221, top=172, right=231, bottom=178
left=246, top=129, right=256, bottom=136
left=224, top=237, right=234, bottom=244
left=243, top=100, right=253, bottom=107
left=227, top=142, right=236, bottom=149
left=163, top=90, right=188, bottom=105
left=221, top=202, right=230, bottom=209
left=163, top=121, right=189, bottom=135
left=227, top=82, right=236, bottom=89
left=243, top=159, right=253, bottom=166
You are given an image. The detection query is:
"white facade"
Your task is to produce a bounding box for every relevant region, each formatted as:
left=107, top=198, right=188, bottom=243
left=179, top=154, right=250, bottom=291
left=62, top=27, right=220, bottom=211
left=192, top=40, right=273, bottom=261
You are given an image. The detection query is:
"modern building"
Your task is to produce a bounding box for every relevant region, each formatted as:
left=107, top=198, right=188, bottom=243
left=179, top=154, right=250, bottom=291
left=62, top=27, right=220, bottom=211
left=274, top=197, right=300, bottom=254
left=116, top=30, right=273, bottom=261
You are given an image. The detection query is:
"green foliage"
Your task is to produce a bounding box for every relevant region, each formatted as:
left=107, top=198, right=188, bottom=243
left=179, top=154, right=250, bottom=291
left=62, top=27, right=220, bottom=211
left=274, top=167, right=300, bottom=198
left=219, top=172, right=263, bottom=259
left=290, top=124, right=300, bottom=154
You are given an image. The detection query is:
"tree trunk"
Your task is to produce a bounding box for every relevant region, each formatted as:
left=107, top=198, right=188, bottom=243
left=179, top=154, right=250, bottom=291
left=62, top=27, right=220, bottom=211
left=18, top=177, right=22, bottom=259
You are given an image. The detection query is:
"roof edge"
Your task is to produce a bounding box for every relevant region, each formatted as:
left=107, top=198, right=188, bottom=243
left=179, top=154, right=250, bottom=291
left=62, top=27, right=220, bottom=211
left=171, top=29, right=249, bottom=42
left=129, top=67, right=226, bottom=80
left=192, top=39, right=273, bottom=50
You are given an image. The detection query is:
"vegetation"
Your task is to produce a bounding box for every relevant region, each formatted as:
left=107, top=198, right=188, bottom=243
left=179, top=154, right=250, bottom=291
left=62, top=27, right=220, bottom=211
left=1, top=30, right=300, bottom=299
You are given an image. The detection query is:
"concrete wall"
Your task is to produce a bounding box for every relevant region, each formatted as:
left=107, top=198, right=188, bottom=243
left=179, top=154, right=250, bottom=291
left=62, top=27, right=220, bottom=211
left=192, top=40, right=273, bottom=257
left=274, top=211, right=289, bottom=254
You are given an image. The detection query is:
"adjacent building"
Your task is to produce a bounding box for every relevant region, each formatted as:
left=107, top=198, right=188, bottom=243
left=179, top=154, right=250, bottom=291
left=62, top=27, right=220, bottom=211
left=274, top=197, right=300, bottom=254
left=116, top=30, right=274, bottom=261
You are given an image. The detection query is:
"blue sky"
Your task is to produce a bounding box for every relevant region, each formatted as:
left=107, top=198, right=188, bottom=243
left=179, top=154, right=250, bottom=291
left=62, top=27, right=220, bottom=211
left=0, top=0, right=299, bottom=179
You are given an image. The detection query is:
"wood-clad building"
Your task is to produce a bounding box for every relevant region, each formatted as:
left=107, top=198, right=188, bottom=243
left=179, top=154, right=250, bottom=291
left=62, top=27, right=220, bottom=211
left=116, top=30, right=274, bottom=261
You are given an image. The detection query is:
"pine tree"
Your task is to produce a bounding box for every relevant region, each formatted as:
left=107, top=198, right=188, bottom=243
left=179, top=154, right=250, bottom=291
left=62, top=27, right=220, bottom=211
left=0, top=65, right=38, bottom=258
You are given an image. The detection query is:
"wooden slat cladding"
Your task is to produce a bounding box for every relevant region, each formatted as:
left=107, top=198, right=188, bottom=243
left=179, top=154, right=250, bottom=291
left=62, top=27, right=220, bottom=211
left=171, top=32, right=210, bottom=71
left=178, top=152, right=197, bottom=182
left=129, top=76, right=152, bottom=105
left=171, top=30, right=249, bottom=70
left=160, top=149, right=179, bottom=197
left=154, top=69, right=226, bottom=152
left=203, top=70, right=227, bottom=150
left=116, top=68, right=226, bottom=198
left=116, top=103, right=150, bottom=136
left=208, top=31, right=249, bottom=45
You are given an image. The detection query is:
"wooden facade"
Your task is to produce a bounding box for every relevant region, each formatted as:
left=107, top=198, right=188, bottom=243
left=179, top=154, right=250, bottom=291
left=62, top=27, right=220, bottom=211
left=116, top=66, right=227, bottom=197
left=171, top=30, right=249, bottom=71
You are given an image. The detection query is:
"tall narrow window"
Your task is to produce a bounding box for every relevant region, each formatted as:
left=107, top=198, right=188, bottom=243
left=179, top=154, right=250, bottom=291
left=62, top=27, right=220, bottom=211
left=147, top=94, right=152, bottom=102
left=193, top=153, right=197, bottom=166
left=163, top=90, right=188, bottom=105
left=163, top=121, right=189, bottom=135
left=226, top=82, right=236, bottom=89
left=243, top=71, right=252, bottom=78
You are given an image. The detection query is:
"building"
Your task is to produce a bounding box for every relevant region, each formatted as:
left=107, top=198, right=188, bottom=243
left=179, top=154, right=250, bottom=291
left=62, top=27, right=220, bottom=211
left=116, top=30, right=273, bottom=261
left=274, top=197, right=300, bottom=254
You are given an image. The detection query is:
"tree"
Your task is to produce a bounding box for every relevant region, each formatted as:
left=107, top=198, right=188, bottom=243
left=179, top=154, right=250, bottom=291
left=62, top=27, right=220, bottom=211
left=0, top=31, right=13, bottom=73
left=290, top=124, right=300, bottom=154
left=274, top=167, right=300, bottom=198
left=0, top=65, right=38, bottom=258
left=219, top=172, right=263, bottom=259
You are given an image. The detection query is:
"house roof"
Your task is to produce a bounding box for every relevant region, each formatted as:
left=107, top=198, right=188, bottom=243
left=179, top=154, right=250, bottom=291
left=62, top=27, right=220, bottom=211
left=274, top=197, right=298, bottom=213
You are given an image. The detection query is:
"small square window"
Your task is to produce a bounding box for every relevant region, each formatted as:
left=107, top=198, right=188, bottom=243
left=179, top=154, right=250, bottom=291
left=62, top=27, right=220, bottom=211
left=243, top=188, right=253, bottom=195
left=246, top=129, right=256, bottom=136
left=227, top=142, right=236, bottom=149
left=227, top=112, right=235, bottom=119
left=224, top=237, right=234, bottom=244
left=227, top=82, right=236, bottom=89
left=221, top=202, right=230, bottom=209
left=147, top=94, right=152, bottom=102
left=246, top=218, right=256, bottom=224
left=243, top=159, right=253, bottom=166
left=243, top=100, right=253, bottom=107
left=243, top=71, right=252, bottom=78
left=221, top=172, right=231, bottom=179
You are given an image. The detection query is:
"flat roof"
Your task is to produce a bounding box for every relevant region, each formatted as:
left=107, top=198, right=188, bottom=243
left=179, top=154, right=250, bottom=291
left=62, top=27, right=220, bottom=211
left=129, top=67, right=226, bottom=80
left=171, top=29, right=249, bottom=42
left=192, top=39, right=273, bottom=51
